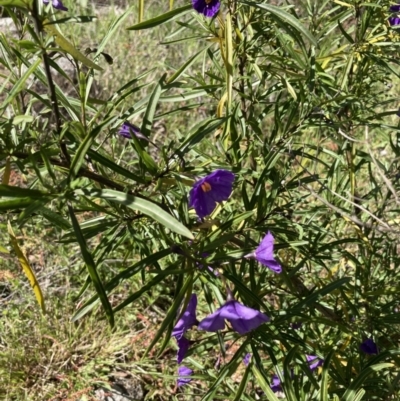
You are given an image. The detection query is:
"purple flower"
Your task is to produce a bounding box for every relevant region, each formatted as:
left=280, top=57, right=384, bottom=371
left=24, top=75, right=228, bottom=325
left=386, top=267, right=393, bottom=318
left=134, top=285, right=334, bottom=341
left=192, top=0, right=220, bottom=18
left=172, top=294, right=198, bottom=339
left=177, top=365, right=193, bottom=387
left=306, top=354, right=324, bottom=371
left=198, top=299, right=269, bottom=335
left=390, top=4, right=400, bottom=13
left=291, top=322, right=302, bottom=330
left=389, top=3, right=400, bottom=26
left=189, top=169, right=235, bottom=219
left=243, top=353, right=251, bottom=366
left=270, top=374, right=282, bottom=392
left=43, top=0, right=68, bottom=10
left=246, top=231, right=282, bottom=273
left=118, top=121, right=150, bottom=142
left=177, top=336, right=191, bottom=364
left=360, top=338, right=379, bottom=355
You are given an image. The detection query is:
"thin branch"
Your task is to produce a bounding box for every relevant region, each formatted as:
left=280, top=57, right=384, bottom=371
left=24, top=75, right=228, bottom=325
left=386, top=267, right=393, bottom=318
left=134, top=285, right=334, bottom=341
left=30, top=0, right=70, bottom=163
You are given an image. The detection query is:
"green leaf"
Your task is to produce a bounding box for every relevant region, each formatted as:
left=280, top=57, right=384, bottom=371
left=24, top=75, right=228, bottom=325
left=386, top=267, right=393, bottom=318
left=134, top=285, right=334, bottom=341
left=75, top=188, right=194, bottom=239
left=126, top=5, right=192, bottom=30
left=68, top=117, right=115, bottom=181
left=1, top=58, right=41, bottom=110
left=141, top=75, right=164, bottom=138
left=166, top=47, right=208, bottom=84
left=341, top=363, right=393, bottom=401
left=71, top=248, right=171, bottom=321
left=0, top=198, right=40, bottom=211
left=0, top=184, right=50, bottom=198
left=320, top=350, right=334, bottom=401
left=252, top=366, right=280, bottom=401
left=0, top=0, right=31, bottom=7
left=202, top=342, right=248, bottom=401
left=292, top=277, right=351, bottom=312
left=240, top=1, right=318, bottom=46
left=43, top=22, right=102, bottom=71
left=68, top=205, right=114, bottom=327
left=143, top=273, right=193, bottom=358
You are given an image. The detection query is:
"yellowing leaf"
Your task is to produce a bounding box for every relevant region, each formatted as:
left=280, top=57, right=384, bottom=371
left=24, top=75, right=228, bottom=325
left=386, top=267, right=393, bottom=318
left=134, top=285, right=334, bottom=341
left=8, top=222, right=45, bottom=313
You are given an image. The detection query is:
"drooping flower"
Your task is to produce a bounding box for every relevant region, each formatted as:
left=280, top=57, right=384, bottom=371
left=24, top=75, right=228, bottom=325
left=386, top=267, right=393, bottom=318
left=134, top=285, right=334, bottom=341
left=270, top=374, right=282, bottom=393
left=43, top=0, right=68, bottom=11
left=177, top=365, right=193, bottom=387
left=118, top=121, right=150, bottom=142
left=189, top=169, right=235, bottom=219
left=192, top=0, right=220, bottom=18
left=243, top=353, right=251, bottom=366
left=198, top=299, right=269, bottom=335
left=306, top=354, right=324, bottom=371
left=177, top=336, right=191, bottom=364
left=360, top=338, right=379, bottom=355
left=389, top=16, right=400, bottom=26
left=172, top=294, right=198, bottom=339
left=245, top=231, right=282, bottom=273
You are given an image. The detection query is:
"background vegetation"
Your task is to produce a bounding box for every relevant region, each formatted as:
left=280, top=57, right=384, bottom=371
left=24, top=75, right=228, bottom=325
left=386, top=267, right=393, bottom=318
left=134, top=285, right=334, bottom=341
left=1, top=0, right=400, bottom=400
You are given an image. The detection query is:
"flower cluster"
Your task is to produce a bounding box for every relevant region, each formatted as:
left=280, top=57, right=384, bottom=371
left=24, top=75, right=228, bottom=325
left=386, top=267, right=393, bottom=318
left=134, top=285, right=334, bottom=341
left=114, top=122, right=381, bottom=389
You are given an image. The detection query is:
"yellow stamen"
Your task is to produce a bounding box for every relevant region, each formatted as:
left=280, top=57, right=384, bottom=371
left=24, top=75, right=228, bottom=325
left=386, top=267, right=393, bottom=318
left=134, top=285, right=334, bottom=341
left=201, top=182, right=212, bottom=192
left=205, top=0, right=212, bottom=3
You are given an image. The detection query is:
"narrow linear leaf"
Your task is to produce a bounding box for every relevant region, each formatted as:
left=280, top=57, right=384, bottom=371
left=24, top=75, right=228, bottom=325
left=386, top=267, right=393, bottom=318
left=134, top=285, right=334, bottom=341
left=320, top=350, right=334, bottom=401
left=341, top=363, right=393, bottom=401
left=8, top=221, right=45, bottom=313
left=225, top=12, right=233, bottom=110
left=126, top=5, right=192, bottom=30
left=0, top=184, right=49, bottom=198
left=75, top=188, right=194, bottom=239
left=1, top=58, right=41, bottom=109
left=240, top=1, right=318, bottom=46
left=167, top=47, right=208, bottom=84
left=141, top=75, right=164, bottom=137
left=143, top=273, right=193, bottom=358
left=2, top=157, right=11, bottom=185
left=251, top=366, right=280, bottom=401
left=68, top=204, right=114, bottom=327
left=71, top=248, right=171, bottom=321
left=43, top=22, right=102, bottom=71
left=0, top=0, right=32, bottom=7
